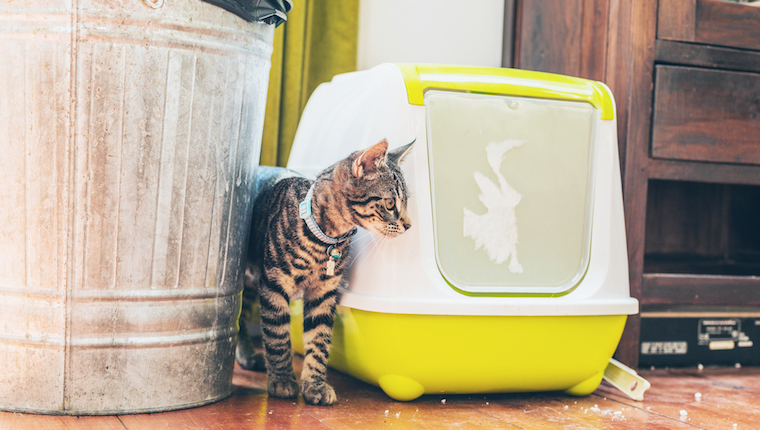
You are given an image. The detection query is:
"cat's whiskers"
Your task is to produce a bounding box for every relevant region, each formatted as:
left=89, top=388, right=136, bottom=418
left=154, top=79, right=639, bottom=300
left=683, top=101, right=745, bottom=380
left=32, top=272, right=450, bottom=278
left=390, top=236, right=398, bottom=279
left=364, top=233, right=389, bottom=264
left=352, top=228, right=373, bottom=241
left=349, top=233, right=383, bottom=264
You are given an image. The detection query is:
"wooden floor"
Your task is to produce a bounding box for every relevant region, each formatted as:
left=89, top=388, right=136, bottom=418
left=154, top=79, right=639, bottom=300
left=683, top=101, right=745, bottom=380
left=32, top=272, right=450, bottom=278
left=2, top=358, right=758, bottom=429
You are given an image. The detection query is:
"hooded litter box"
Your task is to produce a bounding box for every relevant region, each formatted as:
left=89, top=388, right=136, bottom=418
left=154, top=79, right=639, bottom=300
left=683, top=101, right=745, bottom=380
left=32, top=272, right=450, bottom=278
left=286, top=64, right=639, bottom=401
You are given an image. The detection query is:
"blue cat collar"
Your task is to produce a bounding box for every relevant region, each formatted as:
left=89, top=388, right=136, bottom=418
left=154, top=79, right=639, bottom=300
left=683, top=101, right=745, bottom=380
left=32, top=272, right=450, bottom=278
left=299, top=183, right=357, bottom=245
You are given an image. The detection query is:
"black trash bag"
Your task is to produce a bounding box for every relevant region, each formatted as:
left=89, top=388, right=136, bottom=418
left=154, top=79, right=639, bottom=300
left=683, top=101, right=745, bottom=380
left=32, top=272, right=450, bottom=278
left=202, top=0, right=292, bottom=26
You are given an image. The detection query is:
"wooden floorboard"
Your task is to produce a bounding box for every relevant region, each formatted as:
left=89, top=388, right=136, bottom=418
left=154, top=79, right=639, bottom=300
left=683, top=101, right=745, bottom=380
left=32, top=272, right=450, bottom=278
left=1, top=359, right=758, bottom=429
left=0, top=414, right=126, bottom=430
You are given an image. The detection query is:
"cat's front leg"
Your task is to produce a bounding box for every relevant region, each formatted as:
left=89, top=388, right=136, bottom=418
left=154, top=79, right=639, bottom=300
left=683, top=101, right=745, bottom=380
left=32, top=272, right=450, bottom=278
left=259, top=274, right=299, bottom=399
left=300, top=279, right=341, bottom=405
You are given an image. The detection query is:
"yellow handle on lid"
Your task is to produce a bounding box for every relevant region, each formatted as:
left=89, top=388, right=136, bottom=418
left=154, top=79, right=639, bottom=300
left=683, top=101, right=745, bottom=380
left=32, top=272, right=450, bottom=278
left=396, top=64, right=615, bottom=120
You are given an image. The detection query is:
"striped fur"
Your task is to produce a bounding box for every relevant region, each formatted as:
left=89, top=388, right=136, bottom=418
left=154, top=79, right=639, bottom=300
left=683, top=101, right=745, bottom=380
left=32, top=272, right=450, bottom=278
left=237, top=140, right=414, bottom=405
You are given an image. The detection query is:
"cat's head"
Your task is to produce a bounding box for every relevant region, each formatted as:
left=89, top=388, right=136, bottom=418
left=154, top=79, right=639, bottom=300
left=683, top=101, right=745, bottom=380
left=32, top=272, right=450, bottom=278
left=337, top=139, right=415, bottom=238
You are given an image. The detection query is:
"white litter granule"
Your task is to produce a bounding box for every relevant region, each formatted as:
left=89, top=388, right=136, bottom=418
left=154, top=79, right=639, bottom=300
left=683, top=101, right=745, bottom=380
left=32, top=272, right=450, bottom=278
left=698, top=363, right=704, bottom=370
left=563, top=405, right=569, bottom=410
left=650, top=366, right=655, bottom=371
left=268, top=410, right=273, bottom=415
left=384, top=410, right=389, bottom=417
left=441, top=399, right=446, bottom=405
left=694, top=392, right=702, bottom=401
left=395, top=412, right=400, bottom=418
left=680, top=410, right=688, bottom=416
left=485, top=402, right=490, bottom=405
left=735, top=363, right=742, bottom=368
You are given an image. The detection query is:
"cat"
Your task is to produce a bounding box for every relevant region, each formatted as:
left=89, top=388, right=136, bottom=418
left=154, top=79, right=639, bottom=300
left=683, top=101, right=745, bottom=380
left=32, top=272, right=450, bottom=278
left=236, top=139, right=415, bottom=405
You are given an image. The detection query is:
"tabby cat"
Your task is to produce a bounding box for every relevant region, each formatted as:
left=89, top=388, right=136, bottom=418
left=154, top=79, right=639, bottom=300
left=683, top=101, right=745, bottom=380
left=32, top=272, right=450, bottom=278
left=236, top=139, right=415, bottom=405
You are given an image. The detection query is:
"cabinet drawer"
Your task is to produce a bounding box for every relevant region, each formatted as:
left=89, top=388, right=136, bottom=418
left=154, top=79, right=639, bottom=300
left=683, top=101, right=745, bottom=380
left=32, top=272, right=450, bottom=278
left=659, top=0, right=760, bottom=52
left=651, top=65, right=760, bottom=165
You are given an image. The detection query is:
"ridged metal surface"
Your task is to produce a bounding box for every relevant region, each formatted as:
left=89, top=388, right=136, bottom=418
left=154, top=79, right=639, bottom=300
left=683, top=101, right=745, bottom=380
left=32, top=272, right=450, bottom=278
left=0, top=0, right=273, bottom=415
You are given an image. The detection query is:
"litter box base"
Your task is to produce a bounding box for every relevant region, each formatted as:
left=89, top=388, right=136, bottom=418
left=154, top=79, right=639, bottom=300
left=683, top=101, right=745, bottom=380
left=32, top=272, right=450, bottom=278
left=290, top=302, right=627, bottom=401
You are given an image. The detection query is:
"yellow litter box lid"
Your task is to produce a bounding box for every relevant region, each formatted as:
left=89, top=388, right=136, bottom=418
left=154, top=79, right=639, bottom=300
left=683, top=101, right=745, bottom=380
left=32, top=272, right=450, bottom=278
left=402, top=65, right=610, bottom=296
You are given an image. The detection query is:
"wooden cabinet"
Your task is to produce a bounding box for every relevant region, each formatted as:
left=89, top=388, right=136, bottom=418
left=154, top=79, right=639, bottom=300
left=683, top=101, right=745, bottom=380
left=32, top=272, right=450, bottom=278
left=507, top=0, right=760, bottom=367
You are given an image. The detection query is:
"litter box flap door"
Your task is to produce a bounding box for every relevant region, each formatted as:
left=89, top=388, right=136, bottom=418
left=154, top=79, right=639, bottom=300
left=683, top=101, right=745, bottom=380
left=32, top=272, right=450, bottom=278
left=426, top=91, right=598, bottom=295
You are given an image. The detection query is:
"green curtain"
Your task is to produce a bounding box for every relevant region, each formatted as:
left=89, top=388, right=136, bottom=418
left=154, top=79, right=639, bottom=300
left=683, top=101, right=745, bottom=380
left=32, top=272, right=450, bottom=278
left=260, top=0, right=360, bottom=167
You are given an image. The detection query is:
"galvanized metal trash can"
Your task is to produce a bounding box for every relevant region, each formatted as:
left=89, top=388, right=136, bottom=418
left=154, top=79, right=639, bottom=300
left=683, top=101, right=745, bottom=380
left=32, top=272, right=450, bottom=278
left=0, top=0, right=274, bottom=415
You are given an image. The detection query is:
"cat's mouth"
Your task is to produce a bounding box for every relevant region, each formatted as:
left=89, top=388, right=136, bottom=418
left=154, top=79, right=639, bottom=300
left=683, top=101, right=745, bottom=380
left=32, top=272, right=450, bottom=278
left=379, top=223, right=407, bottom=237
left=359, top=220, right=410, bottom=238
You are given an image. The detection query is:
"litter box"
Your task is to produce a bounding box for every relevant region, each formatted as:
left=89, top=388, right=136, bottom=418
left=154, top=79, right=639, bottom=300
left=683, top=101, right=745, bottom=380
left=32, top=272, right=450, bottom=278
left=285, top=64, right=640, bottom=401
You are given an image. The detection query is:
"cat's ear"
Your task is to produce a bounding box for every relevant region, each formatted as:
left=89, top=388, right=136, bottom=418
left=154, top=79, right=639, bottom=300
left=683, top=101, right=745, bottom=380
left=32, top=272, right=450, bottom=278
left=387, top=139, right=416, bottom=165
left=352, top=139, right=389, bottom=178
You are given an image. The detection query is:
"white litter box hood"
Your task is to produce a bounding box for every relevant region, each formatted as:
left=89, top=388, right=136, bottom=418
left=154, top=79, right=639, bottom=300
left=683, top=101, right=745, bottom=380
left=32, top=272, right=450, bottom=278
left=288, top=63, right=638, bottom=317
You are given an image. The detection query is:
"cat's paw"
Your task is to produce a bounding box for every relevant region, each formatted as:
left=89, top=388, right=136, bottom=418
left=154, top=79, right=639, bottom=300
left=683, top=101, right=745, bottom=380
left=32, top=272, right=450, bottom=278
left=268, top=373, right=299, bottom=399
left=235, top=349, right=266, bottom=372
left=301, top=380, right=337, bottom=406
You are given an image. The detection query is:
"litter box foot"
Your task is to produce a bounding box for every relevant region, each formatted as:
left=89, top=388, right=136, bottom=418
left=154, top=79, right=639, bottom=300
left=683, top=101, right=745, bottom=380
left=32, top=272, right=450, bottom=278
left=564, top=371, right=604, bottom=397
left=378, top=375, right=425, bottom=401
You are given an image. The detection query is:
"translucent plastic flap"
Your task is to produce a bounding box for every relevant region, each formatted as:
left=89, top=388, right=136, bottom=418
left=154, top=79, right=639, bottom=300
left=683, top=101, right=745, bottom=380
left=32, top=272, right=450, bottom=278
left=426, top=91, right=598, bottom=295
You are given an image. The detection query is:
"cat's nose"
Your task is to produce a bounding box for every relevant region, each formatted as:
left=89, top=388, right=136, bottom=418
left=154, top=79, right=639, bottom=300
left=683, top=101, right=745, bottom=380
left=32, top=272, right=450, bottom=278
left=403, top=221, right=412, bottom=231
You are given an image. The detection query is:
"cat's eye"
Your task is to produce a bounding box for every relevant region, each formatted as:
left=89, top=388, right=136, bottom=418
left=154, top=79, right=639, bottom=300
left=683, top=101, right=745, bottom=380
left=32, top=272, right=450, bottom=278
left=384, top=198, right=395, bottom=210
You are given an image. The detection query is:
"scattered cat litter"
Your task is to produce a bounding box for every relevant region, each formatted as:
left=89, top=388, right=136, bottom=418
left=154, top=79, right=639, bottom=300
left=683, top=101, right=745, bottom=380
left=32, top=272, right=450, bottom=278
left=563, top=405, right=569, bottom=410
left=735, top=363, right=742, bottom=368
left=585, top=406, right=627, bottom=420
left=441, top=399, right=446, bottom=405
left=698, top=363, right=704, bottom=370
left=384, top=410, right=389, bottom=417
left=694, top=392, right=702, bottom=401
left=395, top=412, right=401, bottom=418
left=268, top=410, right=273, bottom=415
left=680, top=410, right=688, bottom=416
